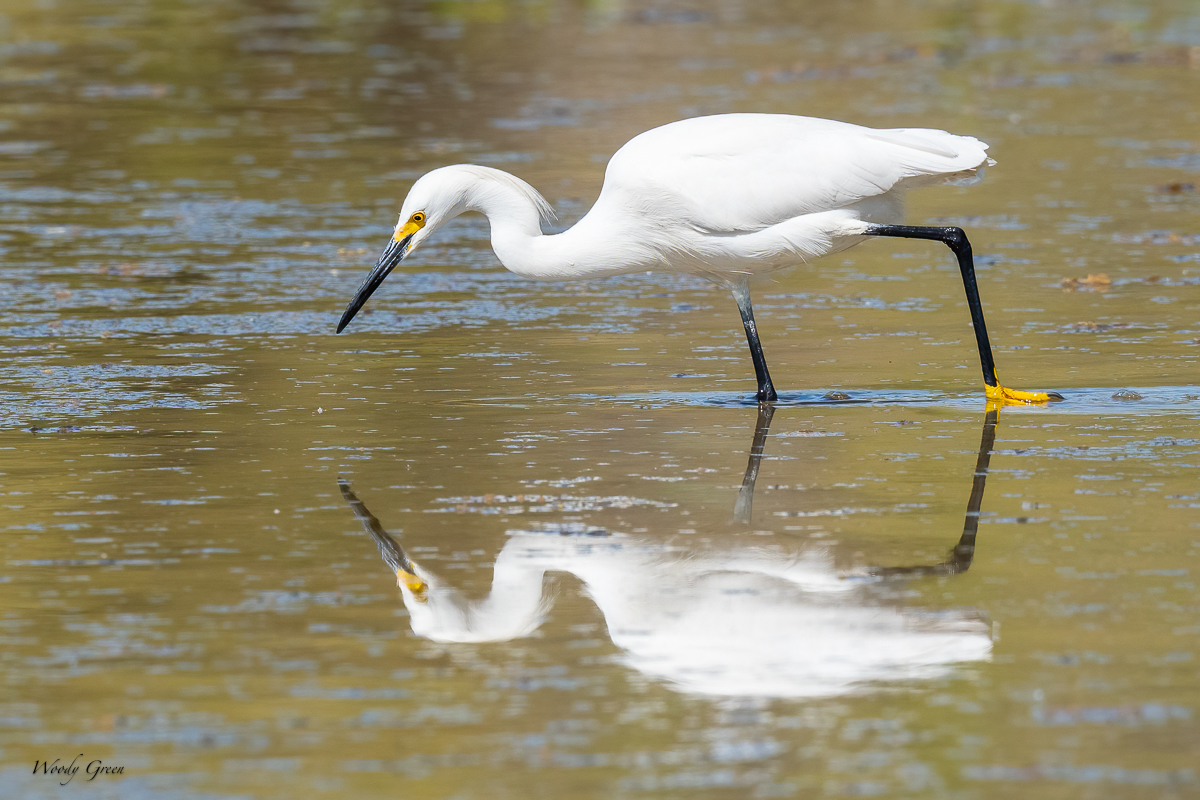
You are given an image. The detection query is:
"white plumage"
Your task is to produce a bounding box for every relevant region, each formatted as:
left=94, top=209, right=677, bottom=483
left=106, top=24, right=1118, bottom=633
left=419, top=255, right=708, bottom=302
left=380, top=529, right=992, bottom=698
left=602, top=115, right=988, bottom=233
left=397, top=114, right=988, bottom=280
left=338, top=113, right=1059, bottom=405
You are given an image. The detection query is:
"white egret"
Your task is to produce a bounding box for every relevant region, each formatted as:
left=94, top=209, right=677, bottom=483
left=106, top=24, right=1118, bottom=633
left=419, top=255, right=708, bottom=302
left=339, top=479, right=991, bottom=698
left=337, top=113, right=1061, bottom=404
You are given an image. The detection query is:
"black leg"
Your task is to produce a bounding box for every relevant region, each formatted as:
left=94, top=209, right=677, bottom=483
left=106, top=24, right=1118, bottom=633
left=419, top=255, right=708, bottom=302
left=864, top=224, right=999, bottom=388
left=733, top=403, right=776, bottom=523
left=731, top=282, right=777, bottom=403
left=954, top=407, right=999, bottom=567
left=870, top=407, right=998, bottom=579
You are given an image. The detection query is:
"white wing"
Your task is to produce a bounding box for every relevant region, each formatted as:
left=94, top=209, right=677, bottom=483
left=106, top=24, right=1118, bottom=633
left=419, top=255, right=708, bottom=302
left=600, top=114, right=991, bottom=233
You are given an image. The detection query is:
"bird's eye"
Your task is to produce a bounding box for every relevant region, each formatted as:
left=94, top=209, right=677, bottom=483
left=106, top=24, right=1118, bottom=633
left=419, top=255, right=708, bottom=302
left=412, top=212, right=425, bottom=224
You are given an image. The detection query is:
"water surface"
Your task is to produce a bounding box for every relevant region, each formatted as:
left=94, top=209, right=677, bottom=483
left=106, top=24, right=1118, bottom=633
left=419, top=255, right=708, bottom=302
left=2, top=1, right=1199, bottom=797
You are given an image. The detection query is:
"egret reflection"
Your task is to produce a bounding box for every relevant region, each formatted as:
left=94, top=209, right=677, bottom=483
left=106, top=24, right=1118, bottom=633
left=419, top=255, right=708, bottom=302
left=339, top=411, right=1000, bottom=697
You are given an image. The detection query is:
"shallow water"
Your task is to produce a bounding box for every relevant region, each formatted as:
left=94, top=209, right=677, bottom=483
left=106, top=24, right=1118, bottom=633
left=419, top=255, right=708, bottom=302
left=2, top=1, right=1199, bottom=797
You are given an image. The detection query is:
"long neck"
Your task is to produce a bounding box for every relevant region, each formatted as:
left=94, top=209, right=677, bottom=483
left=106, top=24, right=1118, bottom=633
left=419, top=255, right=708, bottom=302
left=465, top=172, right=654, bottom=280
left=408, top=551, right=549, bottom=643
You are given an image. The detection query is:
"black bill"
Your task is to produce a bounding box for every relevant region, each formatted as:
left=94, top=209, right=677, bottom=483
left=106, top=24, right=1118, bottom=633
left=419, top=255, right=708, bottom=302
left=335, top=234, right=411, bottom=333
left=337, top=478, right=418, bottom=577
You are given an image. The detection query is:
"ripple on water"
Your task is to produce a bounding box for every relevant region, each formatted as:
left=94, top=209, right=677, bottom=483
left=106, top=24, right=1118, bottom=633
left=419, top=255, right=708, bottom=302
left=0, top=358, right=237, bottom=428
left=452, top=387, right=1200, bottom=414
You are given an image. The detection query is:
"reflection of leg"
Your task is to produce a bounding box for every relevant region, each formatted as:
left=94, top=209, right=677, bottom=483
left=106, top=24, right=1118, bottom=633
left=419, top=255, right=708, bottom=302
left=870, top=409, right=998, bottom=578
left=949, top=408, right=999, bottom=573
left=731, top=282, right=777, bottom=403
left=733, top=404, right=776, bottom=524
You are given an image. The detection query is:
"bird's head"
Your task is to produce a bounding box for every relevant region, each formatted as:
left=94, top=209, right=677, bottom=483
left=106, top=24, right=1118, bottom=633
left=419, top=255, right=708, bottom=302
left=395, top=559, right=432, bottom=605
left=336, top=165, right=554, bottom=333
left=335, top=167, right=472, bottom=333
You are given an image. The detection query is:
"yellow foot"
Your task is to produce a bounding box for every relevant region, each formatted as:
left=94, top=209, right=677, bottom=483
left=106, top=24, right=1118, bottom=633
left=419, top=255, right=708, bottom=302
left=986, top=384, right=1065, bottom=405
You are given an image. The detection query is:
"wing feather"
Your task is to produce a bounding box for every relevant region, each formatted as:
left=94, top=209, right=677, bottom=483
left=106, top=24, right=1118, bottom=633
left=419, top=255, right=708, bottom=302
left=599, top=114, right=990, bottom=234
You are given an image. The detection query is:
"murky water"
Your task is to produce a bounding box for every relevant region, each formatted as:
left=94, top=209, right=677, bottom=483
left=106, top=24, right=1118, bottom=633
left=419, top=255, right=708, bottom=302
left=2, top=1, right=1199, bottom=797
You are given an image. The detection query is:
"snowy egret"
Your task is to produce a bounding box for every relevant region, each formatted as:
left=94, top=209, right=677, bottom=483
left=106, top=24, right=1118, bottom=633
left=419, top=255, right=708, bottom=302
left=338, top=477, right=992, bottom=697
left=337, top=113, right=1061, bottom=405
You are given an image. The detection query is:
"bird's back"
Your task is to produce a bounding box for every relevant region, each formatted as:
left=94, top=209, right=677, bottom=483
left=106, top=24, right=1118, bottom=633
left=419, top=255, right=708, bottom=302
left=600, top=114, right=991, bottom=235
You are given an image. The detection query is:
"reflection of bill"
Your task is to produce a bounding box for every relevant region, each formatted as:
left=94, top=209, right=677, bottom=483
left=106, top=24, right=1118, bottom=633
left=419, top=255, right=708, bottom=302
left=339, top=410, right=999, bottom=698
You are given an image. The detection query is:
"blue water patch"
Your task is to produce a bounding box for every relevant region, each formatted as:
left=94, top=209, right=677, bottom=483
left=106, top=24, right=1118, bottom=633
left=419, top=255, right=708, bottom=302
left=446, top=387, right=1200, bottom=414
